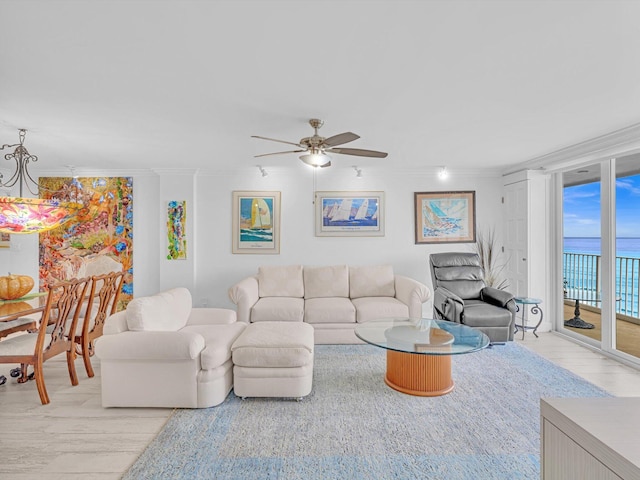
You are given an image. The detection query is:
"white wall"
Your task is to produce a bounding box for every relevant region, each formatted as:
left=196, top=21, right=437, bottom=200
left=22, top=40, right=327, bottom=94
left=191, top=166, right=505, bottom=316
left=4, top=166, right=506, bottom=318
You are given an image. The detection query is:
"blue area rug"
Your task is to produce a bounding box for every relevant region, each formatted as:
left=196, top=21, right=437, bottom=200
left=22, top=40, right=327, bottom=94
left=123, top=343, right=611, bottom=479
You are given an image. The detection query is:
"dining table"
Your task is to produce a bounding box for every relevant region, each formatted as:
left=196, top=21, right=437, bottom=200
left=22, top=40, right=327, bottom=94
left=0, top=292, right=48, bottom=386
left=0, top=292, right=48, bottom=338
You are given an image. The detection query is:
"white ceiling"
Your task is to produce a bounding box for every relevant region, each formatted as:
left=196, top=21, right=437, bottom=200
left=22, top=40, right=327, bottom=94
left=1, top=1, right=639, bottom=176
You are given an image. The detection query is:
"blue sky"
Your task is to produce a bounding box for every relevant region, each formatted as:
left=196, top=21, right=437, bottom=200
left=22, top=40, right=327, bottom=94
left=564, top=173, right=640, bottom=237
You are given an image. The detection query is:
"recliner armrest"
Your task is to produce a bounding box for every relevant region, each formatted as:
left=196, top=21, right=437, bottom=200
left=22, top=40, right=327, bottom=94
left=95, top=330, right=206, bottom=361
left=435, top=286, right=464, bottom=306
left=433, top=286, right=464, bottom=322
left=481, top=287, right=515, bottom=311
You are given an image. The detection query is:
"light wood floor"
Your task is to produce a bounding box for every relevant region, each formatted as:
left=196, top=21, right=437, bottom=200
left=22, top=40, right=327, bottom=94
left=1, top=332, right=640, bottom=479
left=562, top=303, right=640, bottom=358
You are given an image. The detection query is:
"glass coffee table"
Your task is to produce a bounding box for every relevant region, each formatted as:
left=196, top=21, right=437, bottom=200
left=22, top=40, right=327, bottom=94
left=355, top=318, right=490, bottom=397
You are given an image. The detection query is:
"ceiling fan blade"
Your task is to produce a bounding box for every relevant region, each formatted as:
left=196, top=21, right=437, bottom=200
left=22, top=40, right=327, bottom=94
left=251, top=135, right=304, bottom=148
left=326, top=147, right=388, bottom=158
left=254, top=149, right=305, bottom=158
left=323, top=132, right=360, bottom=147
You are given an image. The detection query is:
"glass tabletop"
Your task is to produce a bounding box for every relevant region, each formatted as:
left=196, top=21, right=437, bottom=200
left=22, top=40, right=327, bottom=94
left=355, top=318, right=490, bottom=356
left=564, top=289, right=621, bottom=302
left=0, top=293, right=47, bottom=322
left=514, top=297, right=542, bottom=305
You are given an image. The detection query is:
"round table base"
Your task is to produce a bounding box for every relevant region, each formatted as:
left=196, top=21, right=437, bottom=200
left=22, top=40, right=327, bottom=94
left=564, top=317, right=595, bottom=329
left=385, top=349, right=454, bottom=397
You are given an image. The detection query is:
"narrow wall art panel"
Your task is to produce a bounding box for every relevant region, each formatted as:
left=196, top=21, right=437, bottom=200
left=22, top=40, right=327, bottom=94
left=167, top=200, right=187, bottom=260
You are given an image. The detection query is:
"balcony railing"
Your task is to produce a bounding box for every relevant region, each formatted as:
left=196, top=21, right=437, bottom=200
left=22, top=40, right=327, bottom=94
left=563, top=252, right=640, bottom=318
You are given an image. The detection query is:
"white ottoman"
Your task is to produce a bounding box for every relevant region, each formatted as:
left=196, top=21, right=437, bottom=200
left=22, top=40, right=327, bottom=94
left=231, top=321, right=314, bottom=399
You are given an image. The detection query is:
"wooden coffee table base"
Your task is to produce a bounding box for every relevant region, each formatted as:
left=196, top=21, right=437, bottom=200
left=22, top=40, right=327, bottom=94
left=385, top=349, right=454, bottom=397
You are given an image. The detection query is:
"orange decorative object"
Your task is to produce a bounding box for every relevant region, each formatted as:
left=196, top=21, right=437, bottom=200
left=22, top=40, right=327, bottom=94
left=0, top=301, right=32, bottom=316
left=385, top=348, right=454, bottom=397
left=0, top=274, right=35, bottom=300
left=0, top=197, right=82, bottom=234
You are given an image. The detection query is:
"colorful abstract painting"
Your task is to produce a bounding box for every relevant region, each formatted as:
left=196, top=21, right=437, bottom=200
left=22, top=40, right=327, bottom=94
left=39, top=177, right=133, bottom=308
left=167, top=200, right=187, bottom=260
left=414, top=191, right=476, bottom=244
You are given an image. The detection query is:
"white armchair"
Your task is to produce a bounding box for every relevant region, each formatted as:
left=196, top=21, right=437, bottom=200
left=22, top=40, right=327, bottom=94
left=96, top=288, right=246, bottom=408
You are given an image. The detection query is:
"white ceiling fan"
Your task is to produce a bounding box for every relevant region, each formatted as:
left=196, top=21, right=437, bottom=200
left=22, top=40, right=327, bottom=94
left=252, top=118, right=388, bottom=168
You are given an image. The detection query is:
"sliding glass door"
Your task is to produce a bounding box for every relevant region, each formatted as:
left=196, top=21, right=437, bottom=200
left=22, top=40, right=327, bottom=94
left=560, top=155, right=640, bottom=363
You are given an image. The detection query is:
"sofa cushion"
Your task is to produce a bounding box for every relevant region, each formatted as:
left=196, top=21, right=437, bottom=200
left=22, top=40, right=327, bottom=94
left=349, top=265, right=395, bottom=299
left=304, top=265, right=349, bottom=299
left=304, top=297, right=356, bottom=324
left=251, top=297, right=304, bottom=322
left=231, top=322, right=314, bottom=368
left=126, top=287, right=192, bottom=332
left=181, top=323, right=247, bottom=370
left=258, top=265, right=304, bottom=298
left=352, top=296, right=409, bottom=323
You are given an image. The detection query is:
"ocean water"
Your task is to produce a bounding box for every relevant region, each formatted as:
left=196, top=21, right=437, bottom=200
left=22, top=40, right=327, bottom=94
left=564, top=237, right=640, bottom=258
left=564, top=237, right=640, bottom=317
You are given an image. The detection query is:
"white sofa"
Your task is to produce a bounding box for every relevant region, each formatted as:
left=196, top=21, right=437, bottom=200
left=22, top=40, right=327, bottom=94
left=95, top=288, right=246, bottom=408
left=228, top=265, right=431, bottom=344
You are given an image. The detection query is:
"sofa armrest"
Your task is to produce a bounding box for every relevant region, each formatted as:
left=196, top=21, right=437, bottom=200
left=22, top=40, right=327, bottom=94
left=433, top=286, right=464, bottom=322
left=187, top=307, right=237, bottom=326
left=103, top=311, right=129, bottom=335
left=228, top=276, right=259, bottom=323
left=96, top=330, right=206, bottom=361
left=481, top=287, right=515, bottom=311
left=394, top=275, right=431, bottom=319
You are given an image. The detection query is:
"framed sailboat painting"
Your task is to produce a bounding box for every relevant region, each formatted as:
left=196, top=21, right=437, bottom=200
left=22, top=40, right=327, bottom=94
left=414, top=191, right=476, bottom=244
left=232, top=191, right=281, bottom=254
left=315, top=191, right=384, bottom=237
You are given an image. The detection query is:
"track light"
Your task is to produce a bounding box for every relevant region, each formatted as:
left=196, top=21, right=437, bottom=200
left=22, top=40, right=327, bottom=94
left=352, top=166, right=363, bottom=178
left=257, top=165, right=268, bottom=177
left=438, top=166, right=448, bottom=179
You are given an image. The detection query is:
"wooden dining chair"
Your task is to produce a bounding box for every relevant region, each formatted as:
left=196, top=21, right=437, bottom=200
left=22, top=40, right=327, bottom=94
left=73, top=271, right=125, bottom=378
left=0, top=277, right=90, bottom=405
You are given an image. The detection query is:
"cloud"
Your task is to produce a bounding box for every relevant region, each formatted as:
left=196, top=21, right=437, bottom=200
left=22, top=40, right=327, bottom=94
left=616, top=178, right=640, bottom=195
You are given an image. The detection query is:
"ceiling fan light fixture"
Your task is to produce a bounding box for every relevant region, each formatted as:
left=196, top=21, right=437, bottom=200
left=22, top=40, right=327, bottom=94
left=300, top=152, right=331, bottom=167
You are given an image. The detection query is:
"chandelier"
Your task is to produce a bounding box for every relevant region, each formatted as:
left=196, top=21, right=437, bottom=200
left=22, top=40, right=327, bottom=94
left=0, top=129, right=82, bottom=234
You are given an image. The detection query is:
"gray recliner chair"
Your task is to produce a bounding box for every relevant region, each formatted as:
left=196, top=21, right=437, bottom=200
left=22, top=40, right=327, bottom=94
left=429, top=252, right=515, bottom=343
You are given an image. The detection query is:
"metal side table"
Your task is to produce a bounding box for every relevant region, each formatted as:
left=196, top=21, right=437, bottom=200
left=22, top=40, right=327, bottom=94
left=514, top=297, right=543, bottom=339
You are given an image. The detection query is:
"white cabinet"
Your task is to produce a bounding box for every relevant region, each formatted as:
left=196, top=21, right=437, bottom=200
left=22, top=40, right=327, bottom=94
left=541, top=398, right=640, bottom=479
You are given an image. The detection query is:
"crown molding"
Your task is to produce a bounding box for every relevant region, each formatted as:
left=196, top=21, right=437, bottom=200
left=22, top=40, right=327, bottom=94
left=151, top=168, right=200, bottom=176
left=504, top=122, right=640, bottom=175
left=35, top=168, right=156, bottom=177
left=196, top=166, right=505, bottom=177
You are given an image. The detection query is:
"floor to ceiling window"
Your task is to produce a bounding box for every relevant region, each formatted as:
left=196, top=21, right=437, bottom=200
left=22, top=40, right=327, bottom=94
left=614, top=156, right=640, bottom=358
left=560, top=155, right=640, bottom=362
left=562, top=164, right=602, bottom=345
